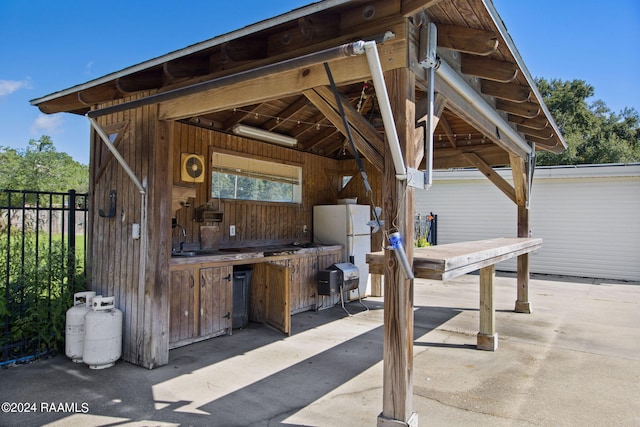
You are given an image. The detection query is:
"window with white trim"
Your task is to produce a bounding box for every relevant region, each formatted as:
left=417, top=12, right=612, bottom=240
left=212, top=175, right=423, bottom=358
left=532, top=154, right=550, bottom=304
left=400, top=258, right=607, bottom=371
left=211, top=152, right=302, bottom=203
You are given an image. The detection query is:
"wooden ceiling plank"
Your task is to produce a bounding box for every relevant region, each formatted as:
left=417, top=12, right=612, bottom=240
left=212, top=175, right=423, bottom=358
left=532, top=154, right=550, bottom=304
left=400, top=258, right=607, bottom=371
left=460, top=54, right=518, bottom=83
left=481, top=80, right=531, bottom=103
left=262, top=97, right=310, bottom=131
left=495, top=100, right=540, bottom=119
left=438, top=115, right=457, bottom=148
left=220, top=103, right=264, bottom=130
left=463, top=152, right=517, bottom=204
left=303, top=88, right=384, bottom=172
left=437, top=24, right=498, bottom=56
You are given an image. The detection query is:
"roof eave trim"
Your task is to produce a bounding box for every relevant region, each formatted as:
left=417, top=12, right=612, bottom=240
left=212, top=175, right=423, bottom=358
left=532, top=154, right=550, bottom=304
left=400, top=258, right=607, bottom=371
left=31, top=0, right=353, bottom=107
left=482, top=0, right=567, bottom=151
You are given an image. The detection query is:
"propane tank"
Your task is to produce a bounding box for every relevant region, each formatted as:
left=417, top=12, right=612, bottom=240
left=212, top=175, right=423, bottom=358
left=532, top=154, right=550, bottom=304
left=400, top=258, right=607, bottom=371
left=83, top=296, right=123, bottom=369
left=65, top=291, right=96, bottom=363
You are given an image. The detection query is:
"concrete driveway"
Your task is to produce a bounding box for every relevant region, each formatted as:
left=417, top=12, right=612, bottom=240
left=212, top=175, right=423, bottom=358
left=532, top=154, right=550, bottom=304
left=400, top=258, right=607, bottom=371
left=1, top=273, right=639, bottom=426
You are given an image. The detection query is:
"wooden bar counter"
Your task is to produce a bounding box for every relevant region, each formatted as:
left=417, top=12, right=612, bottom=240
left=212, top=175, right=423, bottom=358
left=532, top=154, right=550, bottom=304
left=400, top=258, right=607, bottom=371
left=367, top=237, right=542, bottom=350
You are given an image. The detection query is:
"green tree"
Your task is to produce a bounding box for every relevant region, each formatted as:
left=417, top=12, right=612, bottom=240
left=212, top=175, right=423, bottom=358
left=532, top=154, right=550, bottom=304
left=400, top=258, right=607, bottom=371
left=0, top=136, right=88, bottom=194
left=535, top=78, right=640, bottom=166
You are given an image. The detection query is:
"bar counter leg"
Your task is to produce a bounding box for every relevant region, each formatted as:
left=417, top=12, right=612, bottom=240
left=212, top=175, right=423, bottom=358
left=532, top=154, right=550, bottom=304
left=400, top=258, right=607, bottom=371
left=477, top=264, right=498, bottom=351
left=515, top=253, right=532, bottom=313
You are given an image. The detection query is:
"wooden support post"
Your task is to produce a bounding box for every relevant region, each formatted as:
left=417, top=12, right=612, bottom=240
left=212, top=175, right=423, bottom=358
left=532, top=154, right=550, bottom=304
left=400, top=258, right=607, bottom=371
left=477, top=264, right=498, bottom=351
left=515, top=204, right=532, bottom=313
left=378, top=68, right=417, bottom=427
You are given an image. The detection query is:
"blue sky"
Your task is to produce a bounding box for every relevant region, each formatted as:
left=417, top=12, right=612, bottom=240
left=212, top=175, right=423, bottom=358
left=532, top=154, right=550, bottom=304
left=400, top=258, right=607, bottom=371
left=1, top=0, right=638, bottom=166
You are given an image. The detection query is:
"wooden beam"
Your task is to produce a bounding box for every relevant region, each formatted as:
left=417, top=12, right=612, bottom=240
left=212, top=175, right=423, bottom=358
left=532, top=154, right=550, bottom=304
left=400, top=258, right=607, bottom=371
left=433, top=145, right=510, bottom=169
left=481, top=80, right=531, bottom=103
left=515, top=205, right=532, bottom=313
left=463, top=152, right=517, bottom=204
left=437, top=24, right=498, bottom=56
left=303, top=88, right=384, bottom=172
left=159, top=38, right=407, bottom=121
left=379, top=67, right=417, bottom=427
left=496, top=100, right=540, bottom=119
left=509, top=154, right=528, bottom=206
left=460, top=54, right=518, bottom=83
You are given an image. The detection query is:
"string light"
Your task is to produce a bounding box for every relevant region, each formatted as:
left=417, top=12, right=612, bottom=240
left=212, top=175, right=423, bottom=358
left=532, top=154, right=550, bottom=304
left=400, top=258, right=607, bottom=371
left=228, top=107, right=336, bottom=130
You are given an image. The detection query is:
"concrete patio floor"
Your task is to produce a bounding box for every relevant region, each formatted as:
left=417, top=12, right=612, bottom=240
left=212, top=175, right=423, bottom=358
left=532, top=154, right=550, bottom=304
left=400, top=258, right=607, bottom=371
left=1, top=273, right=639, bottom=426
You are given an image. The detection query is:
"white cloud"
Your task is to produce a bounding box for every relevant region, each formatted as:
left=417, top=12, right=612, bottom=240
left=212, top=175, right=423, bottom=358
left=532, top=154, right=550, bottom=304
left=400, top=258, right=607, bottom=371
left=0, top=79, right=30, bottom=97
left=31, top=113, right=64, bottom=135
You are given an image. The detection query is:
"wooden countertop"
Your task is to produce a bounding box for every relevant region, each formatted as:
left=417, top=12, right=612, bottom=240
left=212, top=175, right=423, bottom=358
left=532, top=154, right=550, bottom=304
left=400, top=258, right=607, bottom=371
left=366, top=237, right=542, bottom=281
left=170, top=244, right=343, bottom=270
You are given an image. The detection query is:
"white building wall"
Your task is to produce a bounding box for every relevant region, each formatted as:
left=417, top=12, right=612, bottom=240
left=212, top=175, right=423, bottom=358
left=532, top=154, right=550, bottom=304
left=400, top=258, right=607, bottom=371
left=415, top=164, right=640, bottom=281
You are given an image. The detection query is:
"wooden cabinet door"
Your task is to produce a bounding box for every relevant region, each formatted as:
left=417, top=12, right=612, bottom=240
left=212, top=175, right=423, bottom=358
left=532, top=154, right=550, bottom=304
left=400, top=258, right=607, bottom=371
left=200, top=265, right=233, bottom=337
left=264, top=262, right=290, bottom=336
left=169, top=269, right=197, bottom=345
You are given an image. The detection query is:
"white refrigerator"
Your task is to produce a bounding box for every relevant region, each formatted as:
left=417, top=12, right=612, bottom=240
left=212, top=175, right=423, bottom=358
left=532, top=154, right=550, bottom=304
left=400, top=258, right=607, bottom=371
left=313, top=204, right=371, bottom=299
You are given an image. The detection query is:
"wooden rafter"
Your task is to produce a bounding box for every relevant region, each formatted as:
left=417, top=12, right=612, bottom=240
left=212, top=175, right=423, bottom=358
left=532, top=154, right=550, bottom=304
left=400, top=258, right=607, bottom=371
left=437, top=24, right=499, bottom=56
left=164, top=56, right=210, bottom=79
left=508, top=114, right=548, bottom=131
left=303, top=87, right=383, bottom=171
left=517, top=125, right=553, bottom=140
left=116, top=69, right=164, bottom=93
left=481, top=80, right=531, bottom=103
left=460, top=54, right=518, bottom=83
left=496, top=100, right=540, bottom=119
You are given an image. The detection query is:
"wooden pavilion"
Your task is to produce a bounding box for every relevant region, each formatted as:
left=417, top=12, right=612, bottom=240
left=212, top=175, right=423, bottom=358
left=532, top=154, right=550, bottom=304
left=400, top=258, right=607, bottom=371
left=32, top=1, right=565, bottom=425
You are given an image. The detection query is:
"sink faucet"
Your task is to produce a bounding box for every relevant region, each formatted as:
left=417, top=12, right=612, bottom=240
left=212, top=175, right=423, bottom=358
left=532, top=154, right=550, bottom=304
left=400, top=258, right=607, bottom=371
left=172, top=222, right=186, bottom=253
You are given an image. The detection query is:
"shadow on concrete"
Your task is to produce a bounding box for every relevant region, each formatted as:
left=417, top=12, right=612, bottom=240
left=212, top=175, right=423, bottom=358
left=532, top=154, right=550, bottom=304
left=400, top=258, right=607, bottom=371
left=0, top=302, right=464, bottom=427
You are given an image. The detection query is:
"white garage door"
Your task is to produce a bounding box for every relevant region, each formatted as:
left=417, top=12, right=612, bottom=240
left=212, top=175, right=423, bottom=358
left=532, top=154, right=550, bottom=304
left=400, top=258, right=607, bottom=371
left=415, top=164, right=640, bottom=281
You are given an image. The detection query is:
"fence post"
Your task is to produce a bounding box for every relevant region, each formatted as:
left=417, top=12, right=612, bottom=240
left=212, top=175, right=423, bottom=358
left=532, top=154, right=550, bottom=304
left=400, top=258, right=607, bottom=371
left=67, top=190, right=76, bottom=294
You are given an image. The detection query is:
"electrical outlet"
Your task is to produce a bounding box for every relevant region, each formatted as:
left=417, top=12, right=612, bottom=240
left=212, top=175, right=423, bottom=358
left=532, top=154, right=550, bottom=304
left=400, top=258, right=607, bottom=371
left=230, top=225, right=236, bottom=236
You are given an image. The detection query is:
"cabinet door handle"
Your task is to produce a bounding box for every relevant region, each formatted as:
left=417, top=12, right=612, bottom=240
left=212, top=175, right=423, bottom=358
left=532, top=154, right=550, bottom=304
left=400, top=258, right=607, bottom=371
left=222, top=312, right=230, bottom=319
left=223, top=274, right=232, bottom=281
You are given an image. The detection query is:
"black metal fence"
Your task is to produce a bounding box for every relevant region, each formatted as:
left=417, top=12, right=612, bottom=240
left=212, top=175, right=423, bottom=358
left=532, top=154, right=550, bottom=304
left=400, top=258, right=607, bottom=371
left=0, top=189, right=88, bottom=365
left=415, top=212, right=437, bottom=247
